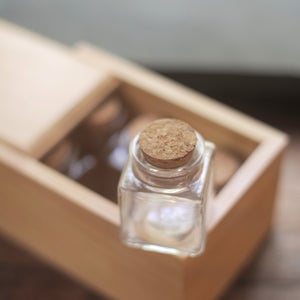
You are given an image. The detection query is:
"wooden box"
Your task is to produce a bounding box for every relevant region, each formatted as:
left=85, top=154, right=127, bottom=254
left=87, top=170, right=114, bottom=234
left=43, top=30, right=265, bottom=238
left=0, top=20, right=288, bottom=300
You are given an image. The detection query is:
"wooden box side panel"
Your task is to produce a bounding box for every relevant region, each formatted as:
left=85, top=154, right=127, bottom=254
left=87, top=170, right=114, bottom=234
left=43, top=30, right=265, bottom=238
left=184, top=147, right=286, bottom=300
left=74, top=43, right=285, bottom=145
left=0, top=19, right=118, bottom=158
left=0, top=143, right=184, bottom=300
left=120, top=84, right=257, bottom=158
left=0, top=30, right=289, bottom=300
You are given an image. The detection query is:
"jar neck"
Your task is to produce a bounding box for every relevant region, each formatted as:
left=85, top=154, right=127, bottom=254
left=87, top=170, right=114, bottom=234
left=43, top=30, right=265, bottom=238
left=130, top=132, right=205, bottom=189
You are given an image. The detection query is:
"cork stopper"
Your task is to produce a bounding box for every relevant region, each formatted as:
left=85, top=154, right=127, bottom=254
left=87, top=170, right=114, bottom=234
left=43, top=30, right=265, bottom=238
left=138, top=118, right=197, bottom=169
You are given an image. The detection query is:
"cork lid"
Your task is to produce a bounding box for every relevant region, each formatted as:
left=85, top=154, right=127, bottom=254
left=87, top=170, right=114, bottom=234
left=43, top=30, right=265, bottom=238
left=138, top=118, right=197, bottom=169
left=0, top=19, right=113, bottom=158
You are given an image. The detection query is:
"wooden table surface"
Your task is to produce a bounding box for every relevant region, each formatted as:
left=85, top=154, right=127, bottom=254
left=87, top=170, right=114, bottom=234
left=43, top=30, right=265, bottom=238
left=0, top=131, right=299, bottom=300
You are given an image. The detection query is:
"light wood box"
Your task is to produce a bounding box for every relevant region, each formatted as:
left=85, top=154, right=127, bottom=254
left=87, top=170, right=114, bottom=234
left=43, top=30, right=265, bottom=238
left=0, top=20, right=288, bottom=300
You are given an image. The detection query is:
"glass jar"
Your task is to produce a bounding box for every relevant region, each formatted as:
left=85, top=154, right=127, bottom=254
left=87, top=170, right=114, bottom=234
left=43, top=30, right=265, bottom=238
left=118, top=119, right=215, bottom=257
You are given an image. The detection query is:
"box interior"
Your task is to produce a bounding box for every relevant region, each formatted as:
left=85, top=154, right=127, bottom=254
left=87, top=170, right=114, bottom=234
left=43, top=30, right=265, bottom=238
left=40, top=81, right=259, bottom=204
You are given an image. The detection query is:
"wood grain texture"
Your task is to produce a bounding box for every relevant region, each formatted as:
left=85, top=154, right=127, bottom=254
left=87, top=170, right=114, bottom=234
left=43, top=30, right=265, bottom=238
left=74, top=44, right=284, bottom=144
left=0, top=19, right=117, bottom=158
left=0, top=133, right=297, bottom=300
left=0, top=29, right=289, bottom=300
left=73, top=43, right=288, bottom=227
left=0, top=142, right=183, bottom=300
left=184, top=145, right=284, bottom=300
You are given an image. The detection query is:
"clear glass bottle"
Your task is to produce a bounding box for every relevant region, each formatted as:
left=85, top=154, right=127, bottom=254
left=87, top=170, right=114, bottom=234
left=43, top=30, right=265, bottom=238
left=118, top=119, right=215, bottom=257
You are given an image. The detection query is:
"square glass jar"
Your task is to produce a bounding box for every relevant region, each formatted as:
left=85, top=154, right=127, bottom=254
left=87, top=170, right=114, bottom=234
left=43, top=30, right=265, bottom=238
left=118, top=132, right=215, bottom=257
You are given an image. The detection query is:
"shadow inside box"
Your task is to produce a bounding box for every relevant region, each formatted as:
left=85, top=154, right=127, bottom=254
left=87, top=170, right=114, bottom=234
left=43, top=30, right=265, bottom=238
left=41, top=90, right=159, bottom=203
left=41, top=89, right=244, bottom=203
